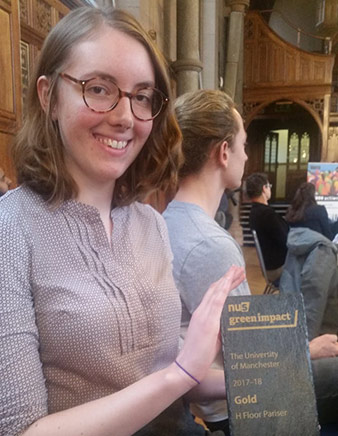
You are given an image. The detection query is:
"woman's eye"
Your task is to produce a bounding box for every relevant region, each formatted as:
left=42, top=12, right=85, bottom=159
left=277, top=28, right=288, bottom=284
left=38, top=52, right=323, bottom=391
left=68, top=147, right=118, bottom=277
left=86, top=79, right=117, bottom=97
left=134, top=92, right=152, bottom=106
left=136, top=94, right=150, bottom=101
left=87, top=85, right=109, bottom=96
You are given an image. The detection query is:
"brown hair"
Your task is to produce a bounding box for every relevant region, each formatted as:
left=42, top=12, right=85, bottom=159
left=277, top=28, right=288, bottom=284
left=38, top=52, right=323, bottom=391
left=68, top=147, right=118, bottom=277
left=174, top=89, right=238, bottom=178
left=245, top=173, right=269, bottom=199
left=14, top=6, right=182, bottom=206
left=285, top=182, right=317, bottom=222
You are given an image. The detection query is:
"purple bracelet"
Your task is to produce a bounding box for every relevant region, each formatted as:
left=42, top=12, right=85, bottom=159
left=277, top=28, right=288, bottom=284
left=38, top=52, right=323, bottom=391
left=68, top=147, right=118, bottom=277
left=174, top=360, right=200, bottom=384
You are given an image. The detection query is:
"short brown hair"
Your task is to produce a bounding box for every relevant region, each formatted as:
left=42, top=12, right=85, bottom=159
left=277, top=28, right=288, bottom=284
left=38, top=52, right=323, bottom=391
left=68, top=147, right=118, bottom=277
left=14, top=7, right=182, bottom=206
left=245, top=173, right=269, bottom=199
left=174, top=89, right=238, bottom=178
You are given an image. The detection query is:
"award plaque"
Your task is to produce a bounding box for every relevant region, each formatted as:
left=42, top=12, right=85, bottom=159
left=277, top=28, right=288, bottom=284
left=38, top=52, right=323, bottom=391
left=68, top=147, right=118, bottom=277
left=221, top=294, right=319, bottom=436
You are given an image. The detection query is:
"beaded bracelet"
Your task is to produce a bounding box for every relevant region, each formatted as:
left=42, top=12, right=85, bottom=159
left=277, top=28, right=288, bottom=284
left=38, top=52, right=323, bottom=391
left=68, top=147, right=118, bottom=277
left=174, top=360, right=200, bottom=384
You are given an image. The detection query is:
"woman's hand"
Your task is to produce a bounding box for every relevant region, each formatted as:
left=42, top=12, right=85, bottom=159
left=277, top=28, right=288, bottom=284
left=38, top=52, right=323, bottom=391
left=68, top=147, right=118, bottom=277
left=175, top=265, right=245, bottom=384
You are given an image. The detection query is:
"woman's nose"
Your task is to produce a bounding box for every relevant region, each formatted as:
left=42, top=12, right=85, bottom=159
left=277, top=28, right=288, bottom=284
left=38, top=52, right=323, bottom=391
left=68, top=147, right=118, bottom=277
left=107, top=96, right=134, bottom=129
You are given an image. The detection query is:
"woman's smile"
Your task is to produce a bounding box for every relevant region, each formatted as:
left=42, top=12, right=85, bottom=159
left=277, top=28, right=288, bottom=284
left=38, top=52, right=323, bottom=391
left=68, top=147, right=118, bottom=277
left=94, top=134, right=129, bottom=150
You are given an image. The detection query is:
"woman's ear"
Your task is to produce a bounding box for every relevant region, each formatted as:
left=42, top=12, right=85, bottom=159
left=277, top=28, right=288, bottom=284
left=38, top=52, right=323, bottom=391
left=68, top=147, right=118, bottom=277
left=37, top=75, right=57, bottom=120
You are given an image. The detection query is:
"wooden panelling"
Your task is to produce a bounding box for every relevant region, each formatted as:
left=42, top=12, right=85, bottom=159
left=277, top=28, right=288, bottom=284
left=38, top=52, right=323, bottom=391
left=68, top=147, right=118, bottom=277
left=20, top=40, right=30, bottom=110
left=19, top=0, right=29, bottom=24
left=243, top=10, right=335, bottom=136
left=33, top=0, right=53, bottom=35
left=0, top=132, right=16, bottom=185
left=0, top=0, right=69, bottom=184
left=0, top=0, right=21, bottom=132
left=0, top=8, right=14, bottom=115
left=244, top=11, right=335, bottom=91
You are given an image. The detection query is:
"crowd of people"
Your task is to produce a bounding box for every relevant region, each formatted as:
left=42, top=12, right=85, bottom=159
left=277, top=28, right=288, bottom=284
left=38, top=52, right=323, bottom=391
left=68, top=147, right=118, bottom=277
left=0, top=4, right=338, bottom=436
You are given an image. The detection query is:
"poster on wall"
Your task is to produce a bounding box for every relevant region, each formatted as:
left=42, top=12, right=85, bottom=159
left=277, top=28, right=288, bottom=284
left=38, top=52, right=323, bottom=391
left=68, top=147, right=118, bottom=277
left=307, top=162, right=338, bottom=221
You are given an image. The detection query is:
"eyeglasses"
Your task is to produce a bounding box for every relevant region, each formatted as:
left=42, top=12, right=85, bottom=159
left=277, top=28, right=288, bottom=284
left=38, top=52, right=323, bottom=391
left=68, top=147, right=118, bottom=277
left=266, top=183, right=273, bottom=189
left=59, top=73, right=168, bottom=121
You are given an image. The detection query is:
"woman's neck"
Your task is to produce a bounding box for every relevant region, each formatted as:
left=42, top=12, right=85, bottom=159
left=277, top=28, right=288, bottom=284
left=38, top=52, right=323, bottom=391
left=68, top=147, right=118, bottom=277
left=76, top=184, right=115, bottom=243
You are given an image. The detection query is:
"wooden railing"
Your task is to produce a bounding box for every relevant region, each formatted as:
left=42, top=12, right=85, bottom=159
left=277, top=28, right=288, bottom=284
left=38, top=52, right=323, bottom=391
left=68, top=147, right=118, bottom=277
left=259, top=9, right=332, bottom=55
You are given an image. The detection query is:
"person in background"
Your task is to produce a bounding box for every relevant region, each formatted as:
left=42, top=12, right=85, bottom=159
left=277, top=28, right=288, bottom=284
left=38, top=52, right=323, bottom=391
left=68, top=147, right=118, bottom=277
left=164, top=89, right=250, bottom=435
left=0, top=7, right=246, bottom=436
left=215, top=190, right=234, bottom=230
left=246, top=172, right=289, bottom=284
left=285, top=181, right=337, bottom=240
left=0, top=166, right=12, bottom=196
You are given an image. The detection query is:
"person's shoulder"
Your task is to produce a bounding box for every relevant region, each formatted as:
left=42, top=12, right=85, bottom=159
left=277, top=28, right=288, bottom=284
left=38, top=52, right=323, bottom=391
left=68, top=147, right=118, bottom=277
left=307, top=204, right=327, bottom=217
left=163, top=200, right=198, bottom=219
left=317, top=204, right=328, bottom=214
left=130, top=201, right=170, bottom=241
left=132, top=200, right=161, bottom=217
left=165, top=200, right=235, bottom=251
left=0, top=187, right=44, bottom=245
left=251, top=202, right=270, bottom=211
left=195, top=229, right=241, bottom=259
left=251, top=202, right=276, bottom=219
left=129, top=201, right=165, bottom=228
left=164, top=200, right=212, bottom=232
left=0, top=186, right=40, bottom=219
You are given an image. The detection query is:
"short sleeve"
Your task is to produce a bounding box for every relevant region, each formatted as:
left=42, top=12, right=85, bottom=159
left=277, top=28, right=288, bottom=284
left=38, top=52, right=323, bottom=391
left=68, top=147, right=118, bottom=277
left=0, top=211, right=47, bottom=435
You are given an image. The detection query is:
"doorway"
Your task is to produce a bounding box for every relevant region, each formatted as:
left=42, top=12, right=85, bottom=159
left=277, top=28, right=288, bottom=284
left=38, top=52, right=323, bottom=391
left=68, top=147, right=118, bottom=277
left=246, top=101, right=321, bottom=202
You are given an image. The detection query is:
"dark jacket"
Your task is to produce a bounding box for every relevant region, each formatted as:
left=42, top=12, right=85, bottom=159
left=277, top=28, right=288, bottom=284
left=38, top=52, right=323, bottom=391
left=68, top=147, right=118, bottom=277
left=287, top=204, right=333, bottom=241
left=249, top=202, right=289, bottom=270
left=280, top=227, right=338, bottom=340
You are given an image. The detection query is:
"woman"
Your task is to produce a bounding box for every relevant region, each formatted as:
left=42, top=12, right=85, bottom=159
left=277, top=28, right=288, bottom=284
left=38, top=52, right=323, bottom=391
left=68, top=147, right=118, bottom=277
left=285, top=182, right=333, bottom=240
left=0, top=7, right=244, bottom=436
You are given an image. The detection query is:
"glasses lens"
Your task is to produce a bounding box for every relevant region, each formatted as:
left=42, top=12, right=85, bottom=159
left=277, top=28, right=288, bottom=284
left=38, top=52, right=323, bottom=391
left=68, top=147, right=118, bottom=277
left=84, top=78, right=119, bottom=112
left=131, top=88, right=164, bottom=120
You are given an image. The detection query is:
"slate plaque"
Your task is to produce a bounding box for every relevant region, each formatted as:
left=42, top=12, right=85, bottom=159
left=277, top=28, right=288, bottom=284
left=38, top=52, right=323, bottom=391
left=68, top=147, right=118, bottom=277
left=221, top=294, right=319, bottom=436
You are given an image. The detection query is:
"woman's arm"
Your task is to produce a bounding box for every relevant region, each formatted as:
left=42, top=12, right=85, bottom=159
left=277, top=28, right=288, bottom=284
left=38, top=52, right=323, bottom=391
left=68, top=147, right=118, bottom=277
left=184, top=368, right=226, bottom=402
left=23, top=266, right=245, bottom=436
left=23, top=363, right=193, bottom=436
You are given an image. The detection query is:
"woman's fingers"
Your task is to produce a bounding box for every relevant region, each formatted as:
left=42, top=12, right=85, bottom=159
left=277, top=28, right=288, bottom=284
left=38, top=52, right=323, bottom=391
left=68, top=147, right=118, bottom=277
left=178, top=266, right=245, bottom=380
left=195, top=265, right=246, bottom=317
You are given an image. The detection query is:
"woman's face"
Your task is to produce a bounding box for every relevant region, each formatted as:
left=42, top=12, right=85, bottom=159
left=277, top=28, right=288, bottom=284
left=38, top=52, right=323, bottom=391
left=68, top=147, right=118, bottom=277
left=43, top=27, right=155, bottom=193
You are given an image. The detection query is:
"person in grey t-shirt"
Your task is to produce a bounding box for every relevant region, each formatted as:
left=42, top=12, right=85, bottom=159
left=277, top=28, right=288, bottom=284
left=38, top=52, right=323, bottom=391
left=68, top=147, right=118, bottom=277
left=164, top=90, right=249, bottom=435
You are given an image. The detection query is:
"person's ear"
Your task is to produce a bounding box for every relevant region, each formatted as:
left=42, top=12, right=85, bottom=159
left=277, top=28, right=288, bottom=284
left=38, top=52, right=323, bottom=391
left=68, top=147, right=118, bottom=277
left=218, top=140, right=230, bottom=168
left=37, top=75, right=57, bottom=120
left=262, top=184, right=268, bottom=198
